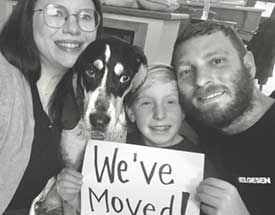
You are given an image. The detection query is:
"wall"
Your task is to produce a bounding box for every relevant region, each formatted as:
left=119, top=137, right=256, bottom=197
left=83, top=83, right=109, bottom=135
left=0, top=0, right=18, bottom=26
left=0, top=0, right=6, bottom=26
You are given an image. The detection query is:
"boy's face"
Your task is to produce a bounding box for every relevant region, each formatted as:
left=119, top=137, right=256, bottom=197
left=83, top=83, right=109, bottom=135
left=128, top=81, right=183, bottom=147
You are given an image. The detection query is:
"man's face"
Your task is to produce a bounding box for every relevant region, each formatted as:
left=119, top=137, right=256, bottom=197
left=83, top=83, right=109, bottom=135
left=173, top=31, right=254, bottom=128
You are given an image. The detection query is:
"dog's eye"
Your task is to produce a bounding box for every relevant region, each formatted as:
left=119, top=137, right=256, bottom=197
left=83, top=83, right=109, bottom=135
left=85, top=69, right=95, bottom=78
left=120, top=74, right=130, bottom=83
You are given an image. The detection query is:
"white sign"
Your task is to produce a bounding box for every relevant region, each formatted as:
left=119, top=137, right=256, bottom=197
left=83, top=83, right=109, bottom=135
left=81, top=140, right=204, bottom=215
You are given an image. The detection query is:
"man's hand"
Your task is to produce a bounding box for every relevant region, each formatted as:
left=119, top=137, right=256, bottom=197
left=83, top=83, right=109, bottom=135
left=196, top=177, right=250, bottom=215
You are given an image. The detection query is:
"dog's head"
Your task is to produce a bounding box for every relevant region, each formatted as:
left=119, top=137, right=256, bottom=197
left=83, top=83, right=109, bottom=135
left=68, top=37, right=147, bottom=140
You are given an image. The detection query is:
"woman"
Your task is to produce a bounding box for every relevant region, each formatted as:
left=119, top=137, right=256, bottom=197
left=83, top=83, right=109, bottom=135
left=0, top=0, right=102, bottom=213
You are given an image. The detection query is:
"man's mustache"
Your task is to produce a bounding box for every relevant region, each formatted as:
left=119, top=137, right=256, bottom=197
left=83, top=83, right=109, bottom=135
left=193, top=84, right=229, bottom=100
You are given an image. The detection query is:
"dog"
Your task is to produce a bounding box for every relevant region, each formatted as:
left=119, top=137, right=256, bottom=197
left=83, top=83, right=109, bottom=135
left=30, top=37, right=148, bottom=215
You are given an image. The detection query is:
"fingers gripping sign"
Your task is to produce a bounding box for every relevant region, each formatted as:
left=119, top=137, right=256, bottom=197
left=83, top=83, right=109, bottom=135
left=56, top=168, right=83, bottom=211
left=196, top=178, right=250, bottom=215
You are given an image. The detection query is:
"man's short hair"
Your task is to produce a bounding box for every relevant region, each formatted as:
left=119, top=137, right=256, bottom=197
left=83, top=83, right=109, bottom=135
left=172, top=21, right=247, bottom=65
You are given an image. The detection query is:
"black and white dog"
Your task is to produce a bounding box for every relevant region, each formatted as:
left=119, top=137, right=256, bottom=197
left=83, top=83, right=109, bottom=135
left=31, top=37, right=147, bottom=214
left=50, top=37, right=147, bottom=169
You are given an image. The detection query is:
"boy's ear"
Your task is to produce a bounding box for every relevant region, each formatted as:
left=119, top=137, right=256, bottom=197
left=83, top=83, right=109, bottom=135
left=125, top=106, right=136, bottom=123
left=243, top=51, right=256, bottom=78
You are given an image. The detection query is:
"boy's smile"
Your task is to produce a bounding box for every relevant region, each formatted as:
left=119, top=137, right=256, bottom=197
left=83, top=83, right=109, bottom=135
left=150, top=125, right=172, bottom=132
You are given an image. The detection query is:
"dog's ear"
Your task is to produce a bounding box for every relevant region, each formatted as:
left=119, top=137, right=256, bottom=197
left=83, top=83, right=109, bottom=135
left=72, top=71, right=85, bottom=116
left=49, top=69, right=81, bottom=130
left=130, top=46, right=148, bottom=93
left=60, top=85, right=81, bottom=130
left=131, top=63, right=148, bottom=93
left=59, top=69, right=86, bottom=130
left=133, top=45, right=148, bottom=67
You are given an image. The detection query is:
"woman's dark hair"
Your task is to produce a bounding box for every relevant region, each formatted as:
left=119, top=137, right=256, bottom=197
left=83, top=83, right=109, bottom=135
left=0, top=0, right=102, bottom=83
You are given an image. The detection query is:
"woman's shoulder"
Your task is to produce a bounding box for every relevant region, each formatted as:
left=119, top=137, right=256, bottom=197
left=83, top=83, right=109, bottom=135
left=0, top=52, right=32, bottom=118
left=0, top=52, right=22, bottom=81
left=0, top=52, right=31, bottom=98
left=0, top=53, right=16, bottom=101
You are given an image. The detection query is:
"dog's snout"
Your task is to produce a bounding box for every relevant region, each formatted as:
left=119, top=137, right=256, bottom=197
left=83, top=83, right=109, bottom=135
left=95, top=98, right=109, bottom=112
left=89, top=113, right=110, bottom=130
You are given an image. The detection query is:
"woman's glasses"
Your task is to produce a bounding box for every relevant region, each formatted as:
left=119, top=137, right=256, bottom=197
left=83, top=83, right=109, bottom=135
left=34, top=4, right=100, bottom=32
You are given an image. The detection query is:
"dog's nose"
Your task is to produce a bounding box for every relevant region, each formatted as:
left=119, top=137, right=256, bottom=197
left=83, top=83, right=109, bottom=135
left=89, top=113, right=110, bottom=130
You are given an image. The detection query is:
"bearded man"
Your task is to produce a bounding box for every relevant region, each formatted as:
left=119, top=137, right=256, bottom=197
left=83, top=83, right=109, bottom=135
left=172, top=21, right=274, bottom=215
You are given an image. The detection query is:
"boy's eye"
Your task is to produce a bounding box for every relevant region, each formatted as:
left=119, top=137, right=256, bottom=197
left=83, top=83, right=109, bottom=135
left=138, top=98, right=153, bottom=107
left=166, top=97, right=179, bottom=105
left=167, top=100, right=176, bottom=104
left=141, top=101, right=152, bottom=106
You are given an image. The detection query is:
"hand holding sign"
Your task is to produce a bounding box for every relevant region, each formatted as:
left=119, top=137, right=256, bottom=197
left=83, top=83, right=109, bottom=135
left=81, top=140, right=204, bottom=215
left=197, top=178, right=250, bottom=215
left=56, top=168, right=82, bottom=211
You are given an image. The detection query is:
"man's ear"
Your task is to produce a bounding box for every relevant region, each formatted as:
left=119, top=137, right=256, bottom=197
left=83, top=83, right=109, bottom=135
left=182, top=111, right=186, bottom=121
left=125, top=106, right=136, bottom=123
left=243, top=51, right=256, bottom=78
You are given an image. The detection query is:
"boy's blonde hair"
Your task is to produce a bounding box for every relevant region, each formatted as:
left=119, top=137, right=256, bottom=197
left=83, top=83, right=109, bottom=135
left=125, top=64, right=178, bottom=107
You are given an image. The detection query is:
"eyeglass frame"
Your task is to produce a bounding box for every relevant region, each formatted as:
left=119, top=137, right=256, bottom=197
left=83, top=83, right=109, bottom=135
left=33, top=3, right=101, bottom=32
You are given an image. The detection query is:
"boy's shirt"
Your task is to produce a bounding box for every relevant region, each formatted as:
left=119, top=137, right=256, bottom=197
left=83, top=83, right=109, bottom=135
left=127, top=130, right=220, bottom=179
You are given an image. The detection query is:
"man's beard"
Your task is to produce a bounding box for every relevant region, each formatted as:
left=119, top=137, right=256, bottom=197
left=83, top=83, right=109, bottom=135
left=180, top=65, right=254, bottom=128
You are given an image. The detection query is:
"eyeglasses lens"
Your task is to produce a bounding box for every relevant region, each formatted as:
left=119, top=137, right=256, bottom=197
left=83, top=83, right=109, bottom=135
left=78, top=10, right=99, bottom=32
left=44, top=5, right=66, bottom=28
left=44, top=4, right=99, bottom=32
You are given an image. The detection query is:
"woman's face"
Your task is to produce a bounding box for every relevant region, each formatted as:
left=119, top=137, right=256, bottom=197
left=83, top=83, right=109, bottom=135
left=33, top=0, right=98, bottom=71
